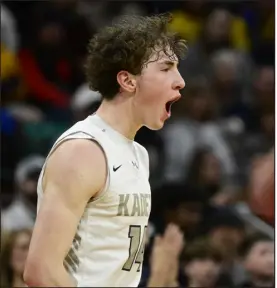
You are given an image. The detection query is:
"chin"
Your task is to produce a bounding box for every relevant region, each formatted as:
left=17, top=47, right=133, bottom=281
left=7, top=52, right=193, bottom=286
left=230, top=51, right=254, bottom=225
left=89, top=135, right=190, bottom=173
left=145, top=121, right=165, bottom=131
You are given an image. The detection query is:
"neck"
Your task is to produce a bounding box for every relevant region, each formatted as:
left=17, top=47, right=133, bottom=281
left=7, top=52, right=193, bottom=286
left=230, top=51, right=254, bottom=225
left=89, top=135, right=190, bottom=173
left=96, top=97, right=142, bottom=140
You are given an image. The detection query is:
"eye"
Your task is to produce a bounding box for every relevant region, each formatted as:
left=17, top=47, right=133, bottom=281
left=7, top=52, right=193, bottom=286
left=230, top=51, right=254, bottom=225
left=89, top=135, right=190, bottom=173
left=162, top=68, right=170, bottom=72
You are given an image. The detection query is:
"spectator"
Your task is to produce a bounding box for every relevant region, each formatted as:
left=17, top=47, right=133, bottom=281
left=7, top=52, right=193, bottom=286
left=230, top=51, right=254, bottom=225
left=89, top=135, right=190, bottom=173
left=18, top=18, right=71, bottom=110
left=238, top=233, right=274, bottom=287
left=18, top=1, right=91, bottom=113
left=1, top=228, right=32, bottom=288
left=168, top=1, right=207, bottom=45
left=162, top=77, right=237, bottom=189
left=210, top=49, right=253, bottom=122
left=206, top=208, right=246, bottom=286
left=1, top=155, right=44, bottom=231
left=1, top=43, right=25, bottom=104
left=185, top=148, right=236, bottom=206
left=77, top=1, right=111, bottom=31
left=253, top=65, right=274, bottom=118
left=1, top=3, right=275, bottom=287
left=178, top=8, right=250, bottom=81
left=6, top=104, right=45, bottom=124
left=114, top=2, right=147, bottom=21
left=248, top=149, right=274, bottom=225
left=250, top=65, right=275, bottom=132
left=207, top=208, right=245, bottom=260
left=236, top=65, right=274, bottom=182
left=180, top=239, right=224, bottom=287
left=70, top=84, right=102, bottom=122
left=140, top=224, right=184, bottom=287
left=1, top=109, right=25, bottom=209
left=152, top=183, right=208, bottom=241
left=1, top=3, right=19, bottom=53
left=241, top=0, right=274, bottom=65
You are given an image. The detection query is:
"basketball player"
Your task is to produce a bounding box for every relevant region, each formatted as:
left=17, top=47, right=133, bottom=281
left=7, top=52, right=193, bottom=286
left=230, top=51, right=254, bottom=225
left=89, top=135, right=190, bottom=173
left=24, top=14, right=186, bottom=287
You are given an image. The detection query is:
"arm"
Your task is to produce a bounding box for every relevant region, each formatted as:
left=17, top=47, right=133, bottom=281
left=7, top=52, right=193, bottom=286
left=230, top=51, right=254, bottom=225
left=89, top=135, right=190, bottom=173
left=147, top=224, right=184, bottom=287
left=23, top=139, right=107, bottom=287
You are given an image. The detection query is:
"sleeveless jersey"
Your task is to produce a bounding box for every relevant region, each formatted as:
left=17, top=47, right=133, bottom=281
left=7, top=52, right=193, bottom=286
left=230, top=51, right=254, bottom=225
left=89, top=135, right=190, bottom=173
left=37, top=114, right=151, bottom=287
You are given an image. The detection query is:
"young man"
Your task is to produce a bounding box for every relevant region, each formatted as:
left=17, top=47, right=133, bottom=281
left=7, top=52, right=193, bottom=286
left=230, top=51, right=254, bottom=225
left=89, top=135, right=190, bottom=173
left=238, top=233, right=274, bottom=288
left=24, top=14, right=186, bottom=287
left=181, top=239, right=223, bottom=288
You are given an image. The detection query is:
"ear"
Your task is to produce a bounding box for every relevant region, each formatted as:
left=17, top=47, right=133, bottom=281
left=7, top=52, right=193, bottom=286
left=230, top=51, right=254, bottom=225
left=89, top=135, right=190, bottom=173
left=117, top=71, right=136, bottom=93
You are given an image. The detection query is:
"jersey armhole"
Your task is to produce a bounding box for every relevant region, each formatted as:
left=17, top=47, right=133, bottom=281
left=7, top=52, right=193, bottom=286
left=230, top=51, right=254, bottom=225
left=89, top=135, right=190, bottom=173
left=40, top=131, right=110, bottom=203
left=87, top=139, right=110, bottom=203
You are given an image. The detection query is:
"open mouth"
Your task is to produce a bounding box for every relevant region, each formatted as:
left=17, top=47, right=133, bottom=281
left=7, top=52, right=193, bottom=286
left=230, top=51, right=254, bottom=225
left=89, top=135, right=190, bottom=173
left=165, top=97, right=180, bottom=114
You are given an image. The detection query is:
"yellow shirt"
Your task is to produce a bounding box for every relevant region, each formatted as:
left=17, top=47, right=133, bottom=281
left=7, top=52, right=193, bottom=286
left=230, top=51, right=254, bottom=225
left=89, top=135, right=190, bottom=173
left=1, top=44, right=20, bottom=80
left=169, top=10, right=251, bottom=51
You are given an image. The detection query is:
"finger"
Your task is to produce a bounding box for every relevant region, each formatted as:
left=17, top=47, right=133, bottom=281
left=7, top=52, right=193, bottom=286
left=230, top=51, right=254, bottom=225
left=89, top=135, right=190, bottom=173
left=153, top=235, right=162, bottom=246
left=164, top=223, right=177, bottom=240
left=166, top=223, right=181, bottom=242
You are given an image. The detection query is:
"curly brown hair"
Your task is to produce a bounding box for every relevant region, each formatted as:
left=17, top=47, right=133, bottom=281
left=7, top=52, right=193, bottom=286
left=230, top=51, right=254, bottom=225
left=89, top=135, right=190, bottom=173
left=85, top=13, right=187, bottom=100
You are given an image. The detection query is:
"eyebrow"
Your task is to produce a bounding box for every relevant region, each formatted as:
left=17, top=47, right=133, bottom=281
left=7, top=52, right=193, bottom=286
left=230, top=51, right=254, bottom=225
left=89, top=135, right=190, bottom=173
left=159, top=60, right=179, bottom=67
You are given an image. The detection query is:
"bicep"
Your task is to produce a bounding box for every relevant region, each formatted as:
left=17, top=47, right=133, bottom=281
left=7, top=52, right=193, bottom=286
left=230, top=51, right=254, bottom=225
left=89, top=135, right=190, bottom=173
left=27, top=139, right=106, bottom=267
left=29, top=188, right=81, bottom=267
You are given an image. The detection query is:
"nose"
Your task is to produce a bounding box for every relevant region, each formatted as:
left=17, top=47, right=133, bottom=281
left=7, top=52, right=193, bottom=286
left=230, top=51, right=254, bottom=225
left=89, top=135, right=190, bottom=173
left=173, top=72, right=185, bottom=90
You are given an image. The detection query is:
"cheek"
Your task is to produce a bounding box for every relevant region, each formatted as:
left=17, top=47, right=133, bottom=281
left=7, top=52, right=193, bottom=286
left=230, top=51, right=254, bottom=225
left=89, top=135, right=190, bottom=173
left=136, top=74, right=168, bottom=106
left=134, top=91, right=163, bottom=117
left=245, top=256, right=262, bottom=272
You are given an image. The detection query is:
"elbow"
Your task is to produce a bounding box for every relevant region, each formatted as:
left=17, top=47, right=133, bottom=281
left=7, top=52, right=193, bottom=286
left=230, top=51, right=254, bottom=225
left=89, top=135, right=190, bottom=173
left=24, top=261, right=40, bottom=286
left=24, top=259, right=49, bottom=286
left=23, top=266, right=36, bottom=286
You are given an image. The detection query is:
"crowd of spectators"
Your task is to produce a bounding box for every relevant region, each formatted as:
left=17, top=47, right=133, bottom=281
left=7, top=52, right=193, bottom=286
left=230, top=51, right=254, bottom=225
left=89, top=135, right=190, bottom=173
left=1, top=1, right=274, bottom=287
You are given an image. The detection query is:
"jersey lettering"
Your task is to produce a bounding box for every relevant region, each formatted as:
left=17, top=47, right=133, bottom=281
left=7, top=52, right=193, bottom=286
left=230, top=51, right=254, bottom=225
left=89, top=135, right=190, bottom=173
left=122, top=225, right=147, bottom=272
left=117, top=194, right=150, bottom=217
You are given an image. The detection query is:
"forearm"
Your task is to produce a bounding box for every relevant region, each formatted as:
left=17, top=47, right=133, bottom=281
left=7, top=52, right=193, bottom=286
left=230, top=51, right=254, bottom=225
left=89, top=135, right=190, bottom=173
left=147, top=272, right=169, bottom=287
left=24, top=264, right=76, bottom=287
left=148, top=258, right=179, bottom=287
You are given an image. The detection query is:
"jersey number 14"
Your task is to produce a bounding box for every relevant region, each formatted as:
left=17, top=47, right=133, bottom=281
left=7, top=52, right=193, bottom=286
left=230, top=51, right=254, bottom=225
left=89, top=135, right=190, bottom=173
left=122, top=225, right=147, bottom=272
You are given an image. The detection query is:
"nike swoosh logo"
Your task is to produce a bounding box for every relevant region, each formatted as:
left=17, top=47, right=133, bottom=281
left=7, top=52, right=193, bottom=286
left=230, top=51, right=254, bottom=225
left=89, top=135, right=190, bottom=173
left=113, top=165, right=122, bottom=172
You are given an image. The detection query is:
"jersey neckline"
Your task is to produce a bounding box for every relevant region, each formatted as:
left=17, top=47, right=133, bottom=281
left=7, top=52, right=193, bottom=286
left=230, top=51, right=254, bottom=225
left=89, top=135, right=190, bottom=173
left=90, top=114, right=134, bottom=146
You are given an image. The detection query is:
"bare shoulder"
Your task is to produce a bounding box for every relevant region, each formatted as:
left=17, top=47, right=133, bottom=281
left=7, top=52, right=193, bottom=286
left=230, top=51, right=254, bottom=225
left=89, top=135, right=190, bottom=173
left=43, top=138, right=107, bottom=201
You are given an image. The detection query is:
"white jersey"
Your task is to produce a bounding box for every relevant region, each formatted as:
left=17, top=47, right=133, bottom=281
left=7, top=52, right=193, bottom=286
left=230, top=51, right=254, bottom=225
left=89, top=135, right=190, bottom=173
left=37, top=114, right=151, bottom=287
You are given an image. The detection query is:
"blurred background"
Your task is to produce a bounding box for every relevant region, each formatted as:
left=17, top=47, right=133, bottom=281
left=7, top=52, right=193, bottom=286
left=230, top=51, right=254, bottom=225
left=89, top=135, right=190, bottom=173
left=0, top=0, right=274, bottom=287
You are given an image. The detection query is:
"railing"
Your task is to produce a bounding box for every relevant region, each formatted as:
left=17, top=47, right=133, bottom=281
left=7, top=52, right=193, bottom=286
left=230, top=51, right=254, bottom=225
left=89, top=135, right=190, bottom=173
left=234, top=202, right=274, bottom=239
